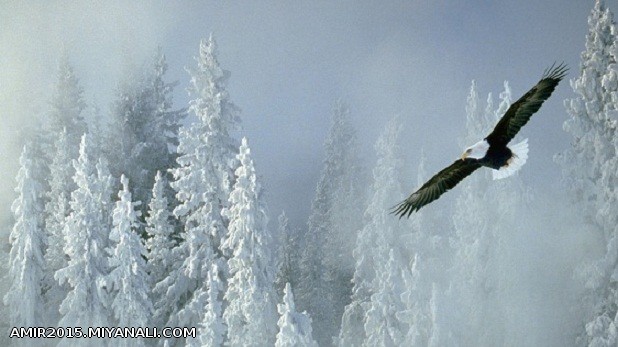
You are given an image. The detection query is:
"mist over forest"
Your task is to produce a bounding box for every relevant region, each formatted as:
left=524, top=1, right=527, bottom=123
left=1, top=1, right=617, bottom=346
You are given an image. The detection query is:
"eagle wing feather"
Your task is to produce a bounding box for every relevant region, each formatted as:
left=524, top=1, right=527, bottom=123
left=486, top=63, right=568, bottom=146
left=392, top=159, right=481, bottom=218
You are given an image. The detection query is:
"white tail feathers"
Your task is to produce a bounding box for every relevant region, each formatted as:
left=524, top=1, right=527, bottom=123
left=492, top=138, right=529, bottom=180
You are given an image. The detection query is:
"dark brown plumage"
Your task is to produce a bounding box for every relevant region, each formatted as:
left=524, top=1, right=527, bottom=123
left=392, top=63, right=567, bottom=218
left=486, top=63, right=568, bottom=146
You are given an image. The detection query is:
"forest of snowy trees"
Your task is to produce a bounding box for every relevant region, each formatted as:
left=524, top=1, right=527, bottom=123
left=2, top=1, right=618, bottom=346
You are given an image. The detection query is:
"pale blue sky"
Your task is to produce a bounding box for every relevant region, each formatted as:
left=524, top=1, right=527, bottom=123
left=0, top=0, right=612, bottom=228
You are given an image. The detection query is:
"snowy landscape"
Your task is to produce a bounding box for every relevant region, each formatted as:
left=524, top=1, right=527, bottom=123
left=1, top=1, right=618, bottom=346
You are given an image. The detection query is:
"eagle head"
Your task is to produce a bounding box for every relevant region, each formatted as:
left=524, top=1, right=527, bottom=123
left=461, top=140, right=489, bottom=160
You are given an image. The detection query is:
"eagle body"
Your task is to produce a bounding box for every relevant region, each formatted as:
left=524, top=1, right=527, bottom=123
left=393, top=63, right=567, bottom=218
left=463, top=139, right=514, bottom=170
left=463, top=137, right=529, bottom=180
left=482, top=141, right=511, bottom=169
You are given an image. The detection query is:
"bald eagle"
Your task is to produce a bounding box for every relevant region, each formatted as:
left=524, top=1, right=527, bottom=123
left=392, top=63, right=567, bottom=218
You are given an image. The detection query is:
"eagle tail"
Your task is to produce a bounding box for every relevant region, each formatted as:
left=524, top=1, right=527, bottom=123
left=492, top=138, right=528, bottom=180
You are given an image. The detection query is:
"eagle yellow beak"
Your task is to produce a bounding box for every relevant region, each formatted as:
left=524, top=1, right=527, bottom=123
left=461, top=152, right=468, bottom=160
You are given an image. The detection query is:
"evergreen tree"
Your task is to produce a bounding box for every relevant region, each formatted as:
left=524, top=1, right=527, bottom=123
left=299, top=101, right=362, bottom=346
left=43, top=51, right=87, bottom=239
left=222, top=138, right=277, bottom=347
left=393, top=149, right=439, bottom=347
left=363, top=249, right=408, bottom=347
left=107, top=48, right=186, bottom=218
left=106, top=175, right=152, bottom=347
left=324, top=102, right=364, bottom=344
left=339, top=115, right=410, bottom=346
left=37, top=53, right=88, bottom=252
left=4, top=145, right=46, bottom=329
left=299, top=173, right=330, bottom=344
left=148, top=47, right=186, bottom=164
left=10, top=55, right=86, bottom=309
left=152, top=242, right=192, bottom=333
left=55, top=135, right=113, bottom=344
left=48, top=51, right=87, bottom=148
left=194, top=264, right=226, bottom=347
left=275, top=211, right=300, bottom=295
left=42, top=129, right=73, bottom=324
left=276, top=283, right=318, bottom=347
left=397, top=255, right=431, bottom=346
left=556, top=1, right=618, bottom=345
left=145, top=171, right=176, bottom=289
left=427, top=283, right=458, bottom=347
left=558, top=0, right=616, bottom=227
left=155, top=35, right=240, bottom=337
left=183, top=34, right=241, bottom=212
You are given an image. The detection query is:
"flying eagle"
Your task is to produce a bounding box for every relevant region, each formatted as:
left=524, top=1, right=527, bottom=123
left=392, top=63, right=567, bottom=218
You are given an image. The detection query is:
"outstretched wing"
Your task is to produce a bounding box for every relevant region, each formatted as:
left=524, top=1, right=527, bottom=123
left=485, top=63, right=568, bottom=146
left=392, top=159, right=481, bottom=218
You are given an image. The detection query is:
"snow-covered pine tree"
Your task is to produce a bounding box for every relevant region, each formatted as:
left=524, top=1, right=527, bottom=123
left=558, top=0, right=615, bottom=227
left=107, top=48, right=185, bottom=219
left=339, top=115, right=411, bottom=346
left=88, top=103, right=106, bottom=156
left=4, top=145, right=46, bottom=329
left=397, top=254, right=430, bottom=346
left=148, top=47, right=187, bottom=169
left=48, top=51, right=87, bottom=148
left=55, top=134, right=113, bottom=344
left=338, top=294, right=365, bottom=346
left=152, top=242, right=193, bottom=334
left=106, top=175, right=152, bottom=347
left=299, top=101, right=362, bottom=346
left=557, top=1, right=618, bottom=345
left=183, top=34, right=241, bottom=213
left=40, top=56, right=88, bottom=280
left=194, top=264, right=226, bottom=347
left=14, top=53, right=84, bottom=232
left=325, top=101, right=364, bottom=344
left=40, top=51, right=86, bottom=205
left=299, top=173, right=330, bottom=345
left=94, top=158, right=116, bottom=234
left=33, top=54, right=88, bottom=252
left=222, top=137, right=277, bottom=346
left=392, top=147, right=445, bottom=347
left=145, top=171, right=176, bottom=290
left=363, top=249, right=408, bottom=347
left=42, top=128, right=73, bottom=324
left=275, top=210, right=300, bottom=295
left=135, top=48, right=186, bottom=210
left=276, top=283, right=318, bottom=347
left=154, top=35, right=240, bottom=338
left=426, top=283, right=459, bottom=347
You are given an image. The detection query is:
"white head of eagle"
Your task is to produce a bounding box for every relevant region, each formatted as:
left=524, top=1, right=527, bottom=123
left=462, top=140, right=489, bottom=160
left=392, top=63, right=568, bottom=218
